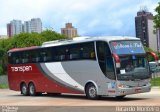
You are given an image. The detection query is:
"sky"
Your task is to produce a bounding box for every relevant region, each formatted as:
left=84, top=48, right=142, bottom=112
left=0, top=0, right=159, bottom=36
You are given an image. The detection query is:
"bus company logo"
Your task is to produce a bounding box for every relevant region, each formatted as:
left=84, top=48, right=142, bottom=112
left=11, top=66, right=32, bottom=72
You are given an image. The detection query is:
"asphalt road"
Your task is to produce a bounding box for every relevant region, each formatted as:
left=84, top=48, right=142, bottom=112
left=0, top=88, right=160, bottom=112
left=0, top=88, right=160, bottom=106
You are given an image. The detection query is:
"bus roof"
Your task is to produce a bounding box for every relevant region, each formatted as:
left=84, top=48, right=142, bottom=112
left=8, top=46, right=40, bottom=52
left=42, top=36, right=140, bottom=47
left=8, top=36, right=140, bottom=52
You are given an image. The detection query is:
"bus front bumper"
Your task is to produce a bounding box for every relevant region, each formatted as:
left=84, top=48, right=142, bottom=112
left=116, top=84, right=151, bottom=96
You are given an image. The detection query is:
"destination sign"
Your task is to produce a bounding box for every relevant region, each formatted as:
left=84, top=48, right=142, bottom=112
left=110, top=41, right=145, bottom=55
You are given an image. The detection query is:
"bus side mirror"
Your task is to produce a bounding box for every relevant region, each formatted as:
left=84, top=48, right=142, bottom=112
left=146, top=52, right=159, bottom=63
left=147, top=52, right=159, bottom=75
left=112, top=53, right=120, bottom=68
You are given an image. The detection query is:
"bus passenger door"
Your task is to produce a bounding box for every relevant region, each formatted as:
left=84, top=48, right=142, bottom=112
left=96, top=41, right=116, bottom=95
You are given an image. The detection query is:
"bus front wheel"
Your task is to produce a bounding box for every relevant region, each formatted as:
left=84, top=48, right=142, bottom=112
left=28, top=83, right=36, bottom=96
left=85, top=83, right=99, bottom=100
left=20, top=83, right=28, bottom=96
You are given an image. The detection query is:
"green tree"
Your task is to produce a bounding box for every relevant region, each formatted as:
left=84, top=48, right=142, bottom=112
left=144, top=46, right=153, bottom=52
left=40, top=30, right=66, bottom=41
left=12, top=33, right=43, bottom=48
left=0, top=30, right=67, bottom=75
left=0, top=39, right=14, bottom=75
left=153, top=2, right=160, bottom=60
left=154, top=2, right=160, bottom=28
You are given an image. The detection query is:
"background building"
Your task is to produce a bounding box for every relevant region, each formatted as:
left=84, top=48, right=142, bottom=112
left=7, top=18, right=42, bottom=37
left=30, top=18, right=42, bottom=33
left=24, top=21, right=31, bottom=33
left=157, top=28, right=160, bottom=52
left=61, top=23, right=78, bottom=38
left=135, top=9, right=157, bottom=51
left=7, top=23, right=12, bottom=37
left=23, top=18, right=42, bottom=33
left=7, top=20, right=23, bottom=37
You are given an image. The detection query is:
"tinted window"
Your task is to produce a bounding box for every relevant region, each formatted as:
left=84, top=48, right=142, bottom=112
left=80, top=42, right=96, bottom=60
left=96, top=41, right=115, bottom=80
left=54, top=46, right=68, bottom=61
left=106, top=57, right=115, bottom=79
left=12, top=52, right=22, bottom=64
left=8, top=42, right=96, bottom=64
left=8, top=52, right=12, bottom=64
left=21, top=51, right=30, bottom=63
left=96, top=42, right=106, bottom=74
left=40, top=48, right=52, bottom=62
left=69, top=44, right=80, bottom=60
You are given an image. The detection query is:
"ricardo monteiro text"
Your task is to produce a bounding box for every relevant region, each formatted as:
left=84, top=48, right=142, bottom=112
left=116, top=106, right=160, bottom=112
left=116, top=106, right=136, bottom=112
left=11, top=66, right=32, bottom=72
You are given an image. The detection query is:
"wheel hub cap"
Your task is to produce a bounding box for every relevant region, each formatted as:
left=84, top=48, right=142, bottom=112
left=89, top=87, right=96, bottom=98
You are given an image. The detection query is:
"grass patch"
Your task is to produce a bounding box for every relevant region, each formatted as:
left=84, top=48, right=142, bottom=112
left=0, top=84, right=8, bottom=89
left=151, top=77, right=160, bottom=86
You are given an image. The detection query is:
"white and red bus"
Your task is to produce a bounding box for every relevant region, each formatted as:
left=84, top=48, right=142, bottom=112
left=7, top=36, right=156, bottom=99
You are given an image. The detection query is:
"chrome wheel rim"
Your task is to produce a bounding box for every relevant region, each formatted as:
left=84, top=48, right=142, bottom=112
left=89, top=86, right=96, bottom=98
left=30, top=85, right=35, bottom=95
left=22, top=85, right=27, bottom=94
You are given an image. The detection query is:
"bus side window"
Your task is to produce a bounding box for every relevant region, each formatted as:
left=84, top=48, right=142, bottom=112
left=90, top=52, right=95, bottom=58
left=54, top=46, right=66, bottom=61
left=80, top=42, right=95, bottom=60
left=40, top=50, right=45, bottom=62
left=22, top=51, right=29, bottom=63
left=10, top=53, right=15, bottom=64
left=69, top=44, right=80, bottom=60
left=14, top=52, right=22, bottom=64
left=46, top=49, right=52, bottom=62
left=31, top=50, right=39, bottom=63
left=40, top=49, right=52, bottom=62
left=36, top=55, right=41, bottom=62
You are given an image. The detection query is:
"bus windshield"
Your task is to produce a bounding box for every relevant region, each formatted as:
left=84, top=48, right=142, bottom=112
left=117, top=55, right=150, bottom=81
left=110, top=40, right=150, bottom=81
left=110, top=40, right=145, bottom=55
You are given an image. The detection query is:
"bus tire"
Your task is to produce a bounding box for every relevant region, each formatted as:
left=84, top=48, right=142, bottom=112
left=28, top=83, right=36, bottom=96
left=20, top=83, right=28, bottom=96
left=85, top=83, right=99, bottom=100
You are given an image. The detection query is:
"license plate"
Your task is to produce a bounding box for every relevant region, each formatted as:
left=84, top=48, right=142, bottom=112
left=135, top=88, right=141, bottom=92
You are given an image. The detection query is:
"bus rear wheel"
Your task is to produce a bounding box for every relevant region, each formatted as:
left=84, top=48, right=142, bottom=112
left=86, top=83, right=99, bottom=100
left=20, top=83, right=28, bottom=96
left=28, top=83, right=36, bottom=96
